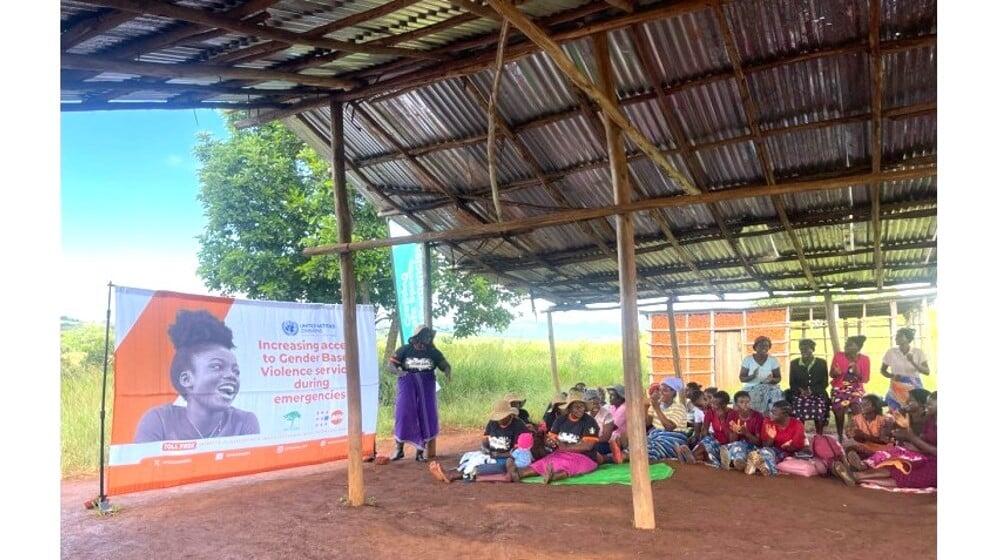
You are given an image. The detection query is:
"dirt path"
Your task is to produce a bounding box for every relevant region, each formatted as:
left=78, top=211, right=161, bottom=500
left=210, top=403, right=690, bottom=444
left=62, top=430, right=935, bottom=559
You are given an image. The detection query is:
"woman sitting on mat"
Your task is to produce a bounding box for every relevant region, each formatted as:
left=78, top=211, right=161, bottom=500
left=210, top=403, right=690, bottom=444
left=586, top=388, right=615, bottom=462
left=740, top=336, right=784, bottom=414
left=743, top=400, right=806, bottom=476
left=834, top=391, right=937, bottom=489
left=429, top=398, right=530, bottom=483
left=880, top=327, right=930, bottom=412
left=511, top=390, right=601, bottom=484
left=645, top=377, right=695, bottom=463
left=718, top=390, right=765, bottom=471
left=504, top=391, right=534, bottom=429
left=788, top=339, right=830, bottom=435
left=693, top=390, right=734, bottom=467
left=844, top=394, right=895, bottom=465
left=894, top=387, right=931, bottom=437
left=830, top=335, right=871, bottom=442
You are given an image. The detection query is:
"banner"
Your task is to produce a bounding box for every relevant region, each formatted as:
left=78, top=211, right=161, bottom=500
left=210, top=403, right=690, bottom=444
left=389, top=220, right=427, bottom=342
left=107, top=287, right=378, bottom=495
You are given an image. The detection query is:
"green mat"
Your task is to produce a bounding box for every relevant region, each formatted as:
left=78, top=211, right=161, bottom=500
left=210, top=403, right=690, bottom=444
left=520, top=462, right=674, bottom=485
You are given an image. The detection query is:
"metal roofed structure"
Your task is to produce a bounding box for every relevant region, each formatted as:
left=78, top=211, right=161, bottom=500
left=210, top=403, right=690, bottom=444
left=61, top=0, right=937, bottom=530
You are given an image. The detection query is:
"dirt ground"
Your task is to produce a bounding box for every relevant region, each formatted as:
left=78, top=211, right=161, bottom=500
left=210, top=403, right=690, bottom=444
left=62, top=429, right=936, bottom=560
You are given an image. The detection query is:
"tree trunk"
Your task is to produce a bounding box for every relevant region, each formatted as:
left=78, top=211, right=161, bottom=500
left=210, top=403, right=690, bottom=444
left=383, top=311, right=399, bottom=366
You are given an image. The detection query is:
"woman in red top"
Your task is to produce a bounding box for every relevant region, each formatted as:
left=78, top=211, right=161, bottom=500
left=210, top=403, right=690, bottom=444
left=830, top=335, right=871, bottom=442
left=718, top=390, right=765, bottom=471
left=745, top=400, right=806, bottom=476
left=692, top=390, right=734, bottom=467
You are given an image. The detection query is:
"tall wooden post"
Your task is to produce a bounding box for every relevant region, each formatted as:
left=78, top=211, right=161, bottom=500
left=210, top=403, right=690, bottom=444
left=596, top=31, right=655, bottom=530
left=666, top=298, right=683, bottom=378
left=889, top=299, right=898, bottom=341
left=547, top=310, right=561, bottom=393
left=423, top=242, right=436, bottom=458
left=824, top=292, right=841, bottom=354
left=331, top=99, right=365, bottom=506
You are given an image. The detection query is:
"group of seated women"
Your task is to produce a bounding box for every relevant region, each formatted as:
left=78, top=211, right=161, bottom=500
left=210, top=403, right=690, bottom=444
left=428, top=328, right=936, bottom=489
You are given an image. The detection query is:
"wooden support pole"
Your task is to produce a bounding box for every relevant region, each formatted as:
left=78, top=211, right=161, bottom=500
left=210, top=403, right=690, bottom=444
left=595, top=31, right=655, bottom=531
left=889, top=299, right=898, bottom=339
left=547, top=311, right=561, bottom=393
left=824, top=292, right=841, bottom=354
left=331, top=99, right=365, bottom=507
left=423, top=242, right=436, bottom=459
left=667, top=299, right=683, bottom=378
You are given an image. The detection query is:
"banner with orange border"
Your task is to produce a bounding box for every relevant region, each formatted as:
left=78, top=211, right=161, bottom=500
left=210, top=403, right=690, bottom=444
left=107, top=287, right=378, bottom=495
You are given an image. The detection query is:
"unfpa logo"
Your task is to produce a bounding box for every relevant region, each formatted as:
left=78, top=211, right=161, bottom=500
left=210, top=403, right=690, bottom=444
left=281, top=320, right=299, bottom=336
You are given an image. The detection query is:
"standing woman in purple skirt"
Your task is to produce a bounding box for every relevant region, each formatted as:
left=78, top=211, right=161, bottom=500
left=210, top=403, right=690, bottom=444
left=387, top=325, right=452, bottom=461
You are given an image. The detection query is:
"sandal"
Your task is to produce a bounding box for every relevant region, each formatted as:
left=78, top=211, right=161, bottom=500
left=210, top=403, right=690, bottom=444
left=846, top=449, right=867, bottom=471
left=832, top=461, right=858, bottom=486
left=719, top=445, right=732, bottom=470
left=428, top=461, right=451, bottom=484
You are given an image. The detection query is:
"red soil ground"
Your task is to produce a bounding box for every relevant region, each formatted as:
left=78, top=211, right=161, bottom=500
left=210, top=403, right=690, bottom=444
left=62, top=429, right=936, bottom=559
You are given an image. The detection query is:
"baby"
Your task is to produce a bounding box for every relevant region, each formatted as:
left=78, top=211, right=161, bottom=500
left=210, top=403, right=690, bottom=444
left=511, top=432, right=535, bottom=469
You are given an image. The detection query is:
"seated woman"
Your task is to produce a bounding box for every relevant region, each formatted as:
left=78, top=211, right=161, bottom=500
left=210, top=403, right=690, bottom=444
left=504, top=391, right=534, bottom=429
left=693, top=390, right=734, bottom=467
left=686, top=389, right=708, bottom=444
left=833, top=391, right=937, bottom=489
left=429, top=398, right=530, bottom=483
left=622, top=377, right=692, bottom=463
left=893, top=387, right=930, bottom=437
left=741, top=336, right=784, bottom=414
left=718, top=390, right=765, bottom=471
left=511, top=390, right=601, bottom=484
left=540, top=392, right=567, bottom=432
left=585, top=388, right=615, bottom=462
left=745, top=400, right=806, bottom=476
left=844, top=394, right=895, bottom=467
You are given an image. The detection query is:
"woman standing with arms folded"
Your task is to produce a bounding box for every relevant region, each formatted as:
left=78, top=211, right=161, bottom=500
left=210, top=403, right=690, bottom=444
left=788, top=339, right=830, bottom=434
left=830, top=335, right=870, bottom=442
left=880, top=328, right=930, bottom=412
left=387, top=325, right=452, bottom=462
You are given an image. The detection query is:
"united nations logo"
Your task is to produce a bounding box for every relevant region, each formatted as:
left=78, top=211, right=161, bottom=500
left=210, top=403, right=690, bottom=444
left=281, top=320, right=299, bottom=335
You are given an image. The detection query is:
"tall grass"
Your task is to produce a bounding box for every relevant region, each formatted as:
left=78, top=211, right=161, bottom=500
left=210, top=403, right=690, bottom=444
left=61, top=312, right=937, bottom=477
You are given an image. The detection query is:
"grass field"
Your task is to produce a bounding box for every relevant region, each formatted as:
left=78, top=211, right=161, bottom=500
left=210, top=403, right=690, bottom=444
left=60, top=311, right=937, bottom=477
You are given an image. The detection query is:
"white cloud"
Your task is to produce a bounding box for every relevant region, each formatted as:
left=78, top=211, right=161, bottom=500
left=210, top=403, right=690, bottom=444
left=165, top=154, right=184, bottom=167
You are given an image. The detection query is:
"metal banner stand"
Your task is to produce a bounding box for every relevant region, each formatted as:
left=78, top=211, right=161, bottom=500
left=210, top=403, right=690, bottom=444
left=85, top=282, right=114, bottom=514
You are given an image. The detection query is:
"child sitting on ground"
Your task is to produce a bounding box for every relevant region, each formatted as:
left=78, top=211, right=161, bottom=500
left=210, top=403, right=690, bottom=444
left=511, top=432, right=535, bottom=469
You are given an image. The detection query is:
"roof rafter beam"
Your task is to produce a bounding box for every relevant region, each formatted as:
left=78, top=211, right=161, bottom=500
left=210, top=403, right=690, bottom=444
left=302, top=166, right=936, bottom=256
left=61, top=8, right=136, bottom=50
left=868, top=0, right=886, bottom=290
left=74, top=0, right=443, bottom=60
left=708, top=2, right=818, bottom=292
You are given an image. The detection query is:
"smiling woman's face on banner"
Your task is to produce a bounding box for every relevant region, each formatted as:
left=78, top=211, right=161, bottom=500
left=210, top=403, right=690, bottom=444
left=179, top=346, right=242, bottom=411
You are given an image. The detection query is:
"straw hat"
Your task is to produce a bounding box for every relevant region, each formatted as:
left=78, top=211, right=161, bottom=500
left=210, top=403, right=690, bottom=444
left=488, top=398, right=519, bottom=422
left=564, top=389, right=587, bottom=409
left=504, top=391, right=526, bottom=405
left=549, top=392, right=567, bottom=405
left=408, top=324, right=435, bottom=344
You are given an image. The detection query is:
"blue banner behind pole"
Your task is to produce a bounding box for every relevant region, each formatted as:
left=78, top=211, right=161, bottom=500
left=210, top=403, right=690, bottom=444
left=389, top=220, right=426, bottom=343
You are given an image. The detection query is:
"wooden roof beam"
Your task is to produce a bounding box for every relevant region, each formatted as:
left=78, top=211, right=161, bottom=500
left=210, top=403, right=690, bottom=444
left=302, top=166, right=936, bottom=256
left=61, top=8, right=136, bottom=50
left=75, top=0, right=443, bottom=60
left=60, top=99, right=285, bottom=112
left=708, top=2, right=818, bottom=293
left=869, top=0, right=886, bottom=290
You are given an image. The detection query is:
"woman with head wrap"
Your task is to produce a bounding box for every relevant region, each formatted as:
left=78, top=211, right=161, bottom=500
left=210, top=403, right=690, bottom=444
left=880, top=327, right=931, bottom=411
left=387, top=325, right=453, bottom=462
left=788, top=339, right=830, bottom=434
left=134, top=309, right=260, bottom=443
left=830, top=335, right=871, bottom=442
left=739, top=336, right=784, bottom=413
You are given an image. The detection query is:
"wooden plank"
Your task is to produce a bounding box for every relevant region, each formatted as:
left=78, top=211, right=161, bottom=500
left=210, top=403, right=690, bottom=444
left=61, top=53, right=358, bottom=89
left=61, top=9, right=136, bottom=50
left=76, top=0, right=443, bottom=60
left=485, top=0, right=697, bottom=195
left=547, top=311, right=561, bottom=393
left=331, top=99, right=366, bottom=507
left=595, top=30, right=655, bottom=531
left=869, top=0, right=885, bottom=290
left=61, top=100, right=284, bottom=112
left=302, top=166, right=936, bottom=255
left=604, top=0, right=637, bottom=12
left=312, top=0, right=425, bottom=36
left=825, top=292, right=841, bottom=354
left=666, top=299, right=683, bottom=378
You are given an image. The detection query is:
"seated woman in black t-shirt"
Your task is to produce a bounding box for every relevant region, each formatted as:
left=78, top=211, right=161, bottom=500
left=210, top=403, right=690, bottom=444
left=429, top=399, right=530, bottom=483
left=510, top=390, right=602, bottom=484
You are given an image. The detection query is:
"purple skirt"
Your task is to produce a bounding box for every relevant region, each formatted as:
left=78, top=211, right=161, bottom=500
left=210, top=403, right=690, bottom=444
left=529, top=450, right=598, bottom=477
left=394, top=371, right=439, bottom=449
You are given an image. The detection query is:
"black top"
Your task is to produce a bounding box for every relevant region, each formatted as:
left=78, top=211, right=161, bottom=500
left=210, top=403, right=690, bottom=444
left=789, top=357, right=829, bottom=396
left=516, top=408, right=531, bottom=424
left=550, top=414, right=600, bottom=446
left=483, top=417, right=530, bottom=454
left=389, top=343, right=445, bottom=373
left=542, top=406, right=561, bottom=429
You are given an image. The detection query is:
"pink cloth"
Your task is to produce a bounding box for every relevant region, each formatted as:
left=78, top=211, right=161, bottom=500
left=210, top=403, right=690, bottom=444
left=529, top=450, right=598, bottom=477
left=610, top=403, right=627, bottom=440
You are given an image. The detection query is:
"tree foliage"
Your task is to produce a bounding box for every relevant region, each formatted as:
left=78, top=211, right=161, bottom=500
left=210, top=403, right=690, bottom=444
left=194, top=112, right=523, bottom=336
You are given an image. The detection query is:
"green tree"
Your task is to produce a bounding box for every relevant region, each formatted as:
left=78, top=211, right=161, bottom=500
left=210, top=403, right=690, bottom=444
left=194, top=112, right=523, bottom=335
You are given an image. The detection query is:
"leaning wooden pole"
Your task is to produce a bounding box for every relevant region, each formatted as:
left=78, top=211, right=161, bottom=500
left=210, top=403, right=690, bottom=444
left=595, top=31, right=655, bottom=530
left=824, top=292, right=841, bottom=354
left=331, top=98, right=366, bottom=506
left=422, top=242, right=436, bottom=458
left=546, top=310, right=561, bottom=393
left=666, top=298, right=683, bottom=378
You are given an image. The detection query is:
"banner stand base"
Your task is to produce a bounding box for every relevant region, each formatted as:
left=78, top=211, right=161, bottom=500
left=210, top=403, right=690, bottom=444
left=84, top=496, right=115, bottom=515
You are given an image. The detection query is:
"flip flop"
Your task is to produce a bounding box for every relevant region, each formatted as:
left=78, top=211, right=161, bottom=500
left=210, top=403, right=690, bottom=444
left=428, top=461, right=451, bottom=484
left=832, top=461, right=858, bottom=486
left=846, top=449, right=867, bottom=471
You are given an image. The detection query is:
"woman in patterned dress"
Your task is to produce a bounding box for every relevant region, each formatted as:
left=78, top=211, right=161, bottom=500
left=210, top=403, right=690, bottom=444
left=829, top=335, right=870, bottom=442
left=788, top=339, right=830, bottom=434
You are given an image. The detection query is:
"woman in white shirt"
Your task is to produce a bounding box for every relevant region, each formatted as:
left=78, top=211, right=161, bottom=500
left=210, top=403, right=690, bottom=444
left=880, top=328, right=930, bottom=411
left=740, top=336, right=784, bottom=413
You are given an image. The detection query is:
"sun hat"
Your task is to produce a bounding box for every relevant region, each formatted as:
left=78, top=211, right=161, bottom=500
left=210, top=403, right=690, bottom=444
left=564, top=389, right=587, bottom=409
left=583, top=388, right=601, bottom=402
left=408, top=324, right=435, bottom=344
left=516, top=432, right=534, bottom=449
left=504, top=391, right=526, bottom=405
left=549, top=392, right=568, bottom=405
left=660, top=377, right=684, bottom=395
left=609, top=384, right=626, bottom=399
left=488, top=398, right=519, bottom=422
